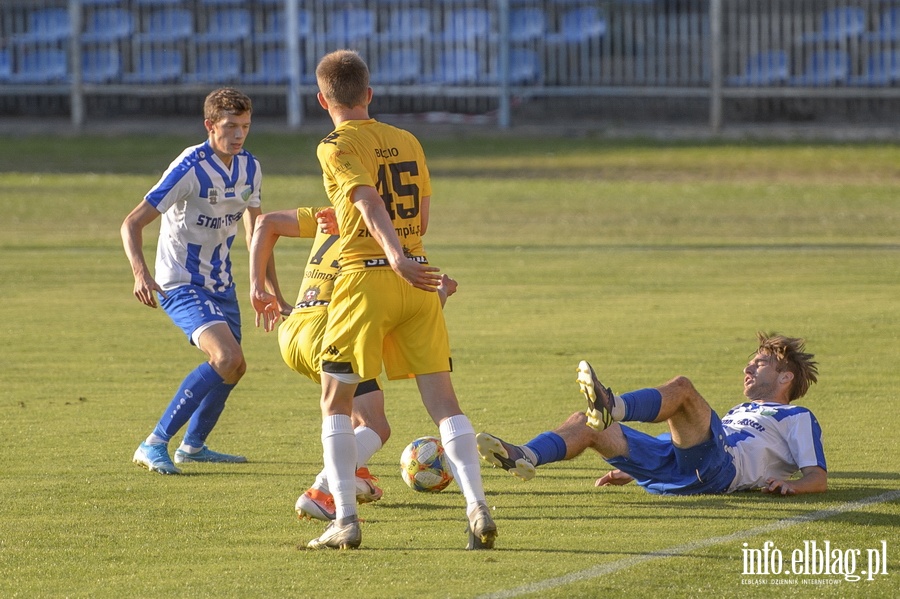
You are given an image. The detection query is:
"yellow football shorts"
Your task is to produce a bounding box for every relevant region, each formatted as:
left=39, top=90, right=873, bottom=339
left=278, top=308, right=327, bottom=383
left=321, top=269, right=451, bottom=381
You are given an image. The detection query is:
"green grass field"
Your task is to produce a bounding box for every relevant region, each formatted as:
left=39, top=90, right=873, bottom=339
left=0, top=132, right=898, bottom=598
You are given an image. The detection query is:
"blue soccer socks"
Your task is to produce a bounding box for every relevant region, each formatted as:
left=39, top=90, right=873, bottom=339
left=621, top=388, right=663, bottom=423
left=152, top=362, right=224, bottom=442
left=524, top=431, right=567, bottom=466
left=182, top=382, right=235, bottom=448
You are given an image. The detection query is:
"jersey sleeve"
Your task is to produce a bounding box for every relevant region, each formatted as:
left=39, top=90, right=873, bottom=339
left=296, top=207, right=322, bottom=238
left=145, top=150, right=197, bottom=213
left=317, top=138, right=375, bottom=204
left=785, top=409, right=827, bottom=471
left=246, top=156, right=262, bottom=208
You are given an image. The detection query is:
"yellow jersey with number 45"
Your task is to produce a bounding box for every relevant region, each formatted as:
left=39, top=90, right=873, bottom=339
left=316, top=118, right=432, bottom=274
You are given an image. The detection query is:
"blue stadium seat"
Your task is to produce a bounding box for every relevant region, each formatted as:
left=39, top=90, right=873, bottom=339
left=82, top=8, right=133, bottom=43
left=801, top=8, right=866, bottom=43
left=323, top=8, right=375, bottom=45
left=371, top=49, right=422, bottom=85
left=14, top=8, right=71, bottom=44
left=441, top=9, right=491, bottom=43
left=430, top=49, right=480, bottom=84
left=848, top=51, right=900, bottom=86
left=509, top=8, right=546, bottom=43
left=242, top=49, right=288, bottom=84
left=82, top=47, right=122, bottom=83
left=727, top=51, right=789, bottom=86
left=184, top=48, right=242, bottom=83
left=547, top=7, right=607, bottom=43
left=488, top=49, right=542, bottom=85
left=378, top=10, right=431, bottom=43
left=789, top=51, right=850, bottom=86
left=134, top=0, right=183, bottom=5
left=123, top=49, right=183, bottom=83
left=255, top=9, right=311, bottom=43
left=196, top=9, right=252, bottom=44
left=864, top=8, right=900, bottom=42
left=11, top=49, right=69, bottom=84
left=135, top=9, right=194, bottom=43
left=0, top=50, right=12, bottom=82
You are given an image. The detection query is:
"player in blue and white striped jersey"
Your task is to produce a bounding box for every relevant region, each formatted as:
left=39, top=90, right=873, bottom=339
left=477, top=332, right=828, bottom=496
left=121, top=88, right=282, bottom=475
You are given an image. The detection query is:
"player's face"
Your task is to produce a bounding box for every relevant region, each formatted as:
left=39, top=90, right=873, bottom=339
left=206, top=112, right=251, bottom=163
left=742, top=352, right=781, bottom=401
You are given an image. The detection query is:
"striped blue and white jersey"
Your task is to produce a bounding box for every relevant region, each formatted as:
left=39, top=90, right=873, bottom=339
left=145, top=141, right=261, bottom=294
left=722, top=401, right=826, bottom=492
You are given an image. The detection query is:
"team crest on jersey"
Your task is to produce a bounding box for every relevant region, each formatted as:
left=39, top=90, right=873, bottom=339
left=208, top=188, right=219, bottom=205
left=240, top=186, right=252, bottom=202
left=303, top=285, right=321, bottom=303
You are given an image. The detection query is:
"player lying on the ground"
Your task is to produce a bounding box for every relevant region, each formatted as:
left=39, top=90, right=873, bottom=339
left=478, top=332, right=827, bottom=496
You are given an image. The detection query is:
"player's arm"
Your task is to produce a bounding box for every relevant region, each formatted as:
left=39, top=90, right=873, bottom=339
left=248, top=209, right=303, bottom=331
left=351, top=185, right=441, bottom=292
left=762, top=465, right=827, bottom=495
left=419, top=196, right=431, bottom=236
left=437, top=274, right=456, bottom=307
left=121, top=200, right=164, bottom=308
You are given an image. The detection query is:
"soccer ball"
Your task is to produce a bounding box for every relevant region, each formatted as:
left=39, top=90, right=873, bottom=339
left=400, top=436, right=454, bottom=493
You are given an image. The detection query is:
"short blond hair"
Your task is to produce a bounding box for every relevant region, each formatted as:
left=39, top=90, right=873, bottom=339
left=756, top=332, right=818, bottom=401
left=204, top=88, right=252, bottom=123
left=315, top=50, right=369, bottom=109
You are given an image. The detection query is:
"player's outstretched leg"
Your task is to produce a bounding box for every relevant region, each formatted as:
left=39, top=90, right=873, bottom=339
left=476, top=432, right=536, bottom=481
left=306, top=517, right=362, bottom=550
left=577, top=360, right=617, bottom=431
left=466, top=504, right=497, bottom=550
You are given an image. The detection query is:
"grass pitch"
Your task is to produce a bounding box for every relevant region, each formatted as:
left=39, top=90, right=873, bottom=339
left=0, top=132, right=898, bottom=598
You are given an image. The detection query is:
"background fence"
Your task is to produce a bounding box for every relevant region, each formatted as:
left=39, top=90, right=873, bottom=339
left=2, top=0, right=900, bottom=131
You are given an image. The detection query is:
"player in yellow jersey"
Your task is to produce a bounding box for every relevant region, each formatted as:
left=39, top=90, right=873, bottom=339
left=249, top=206, right=457, bottom=522
left=304, top=49, right=496, bottom=551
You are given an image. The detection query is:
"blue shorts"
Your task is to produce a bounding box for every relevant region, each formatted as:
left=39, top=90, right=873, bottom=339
left=159, top=285, right=241, bottom=345
left=607, top=411, right=736, bottom=495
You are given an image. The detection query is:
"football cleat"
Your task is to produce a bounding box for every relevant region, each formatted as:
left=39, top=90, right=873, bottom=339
left=577, top=360, right=617, bottom=431
left=296, top=488, right=336, bottom=522
left=476, top=432, right=535, bottom=481
left=306, top=517, right=362, bottom=550
left=465, top=503, right=497, bottom=550
left=133, top=442, right=182, bottom=475
left=173, top=445, right=247, bottom=464
left=354, top=467, right=384, bottom=504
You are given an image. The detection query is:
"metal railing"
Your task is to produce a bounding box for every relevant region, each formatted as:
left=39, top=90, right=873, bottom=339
left=1, top=0, right=899, bottom=131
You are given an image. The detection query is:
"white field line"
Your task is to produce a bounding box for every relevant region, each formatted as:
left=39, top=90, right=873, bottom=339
left=476, top=488, right=900, bottom=599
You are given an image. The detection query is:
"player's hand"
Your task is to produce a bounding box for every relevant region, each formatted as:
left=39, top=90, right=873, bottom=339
left=315, top=208, right=338, bottom=235
left=133, top=273, right=166, bottom=308
left=279, top=299, right=294, bottom=318
left=762, top=478, right=797, bottom=495
left=250, top=288, right=281, bottom=332
left=392, top=259, right=442, bottom=292
left=595, top=469, right=634, bottom=487
left=437, top=274, right=458, bottom=298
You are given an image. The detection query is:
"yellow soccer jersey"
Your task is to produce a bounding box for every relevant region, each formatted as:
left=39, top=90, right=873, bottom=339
left=293, top=206, right=340, bottom=311
left=316, top=119, right=432, bottom=273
